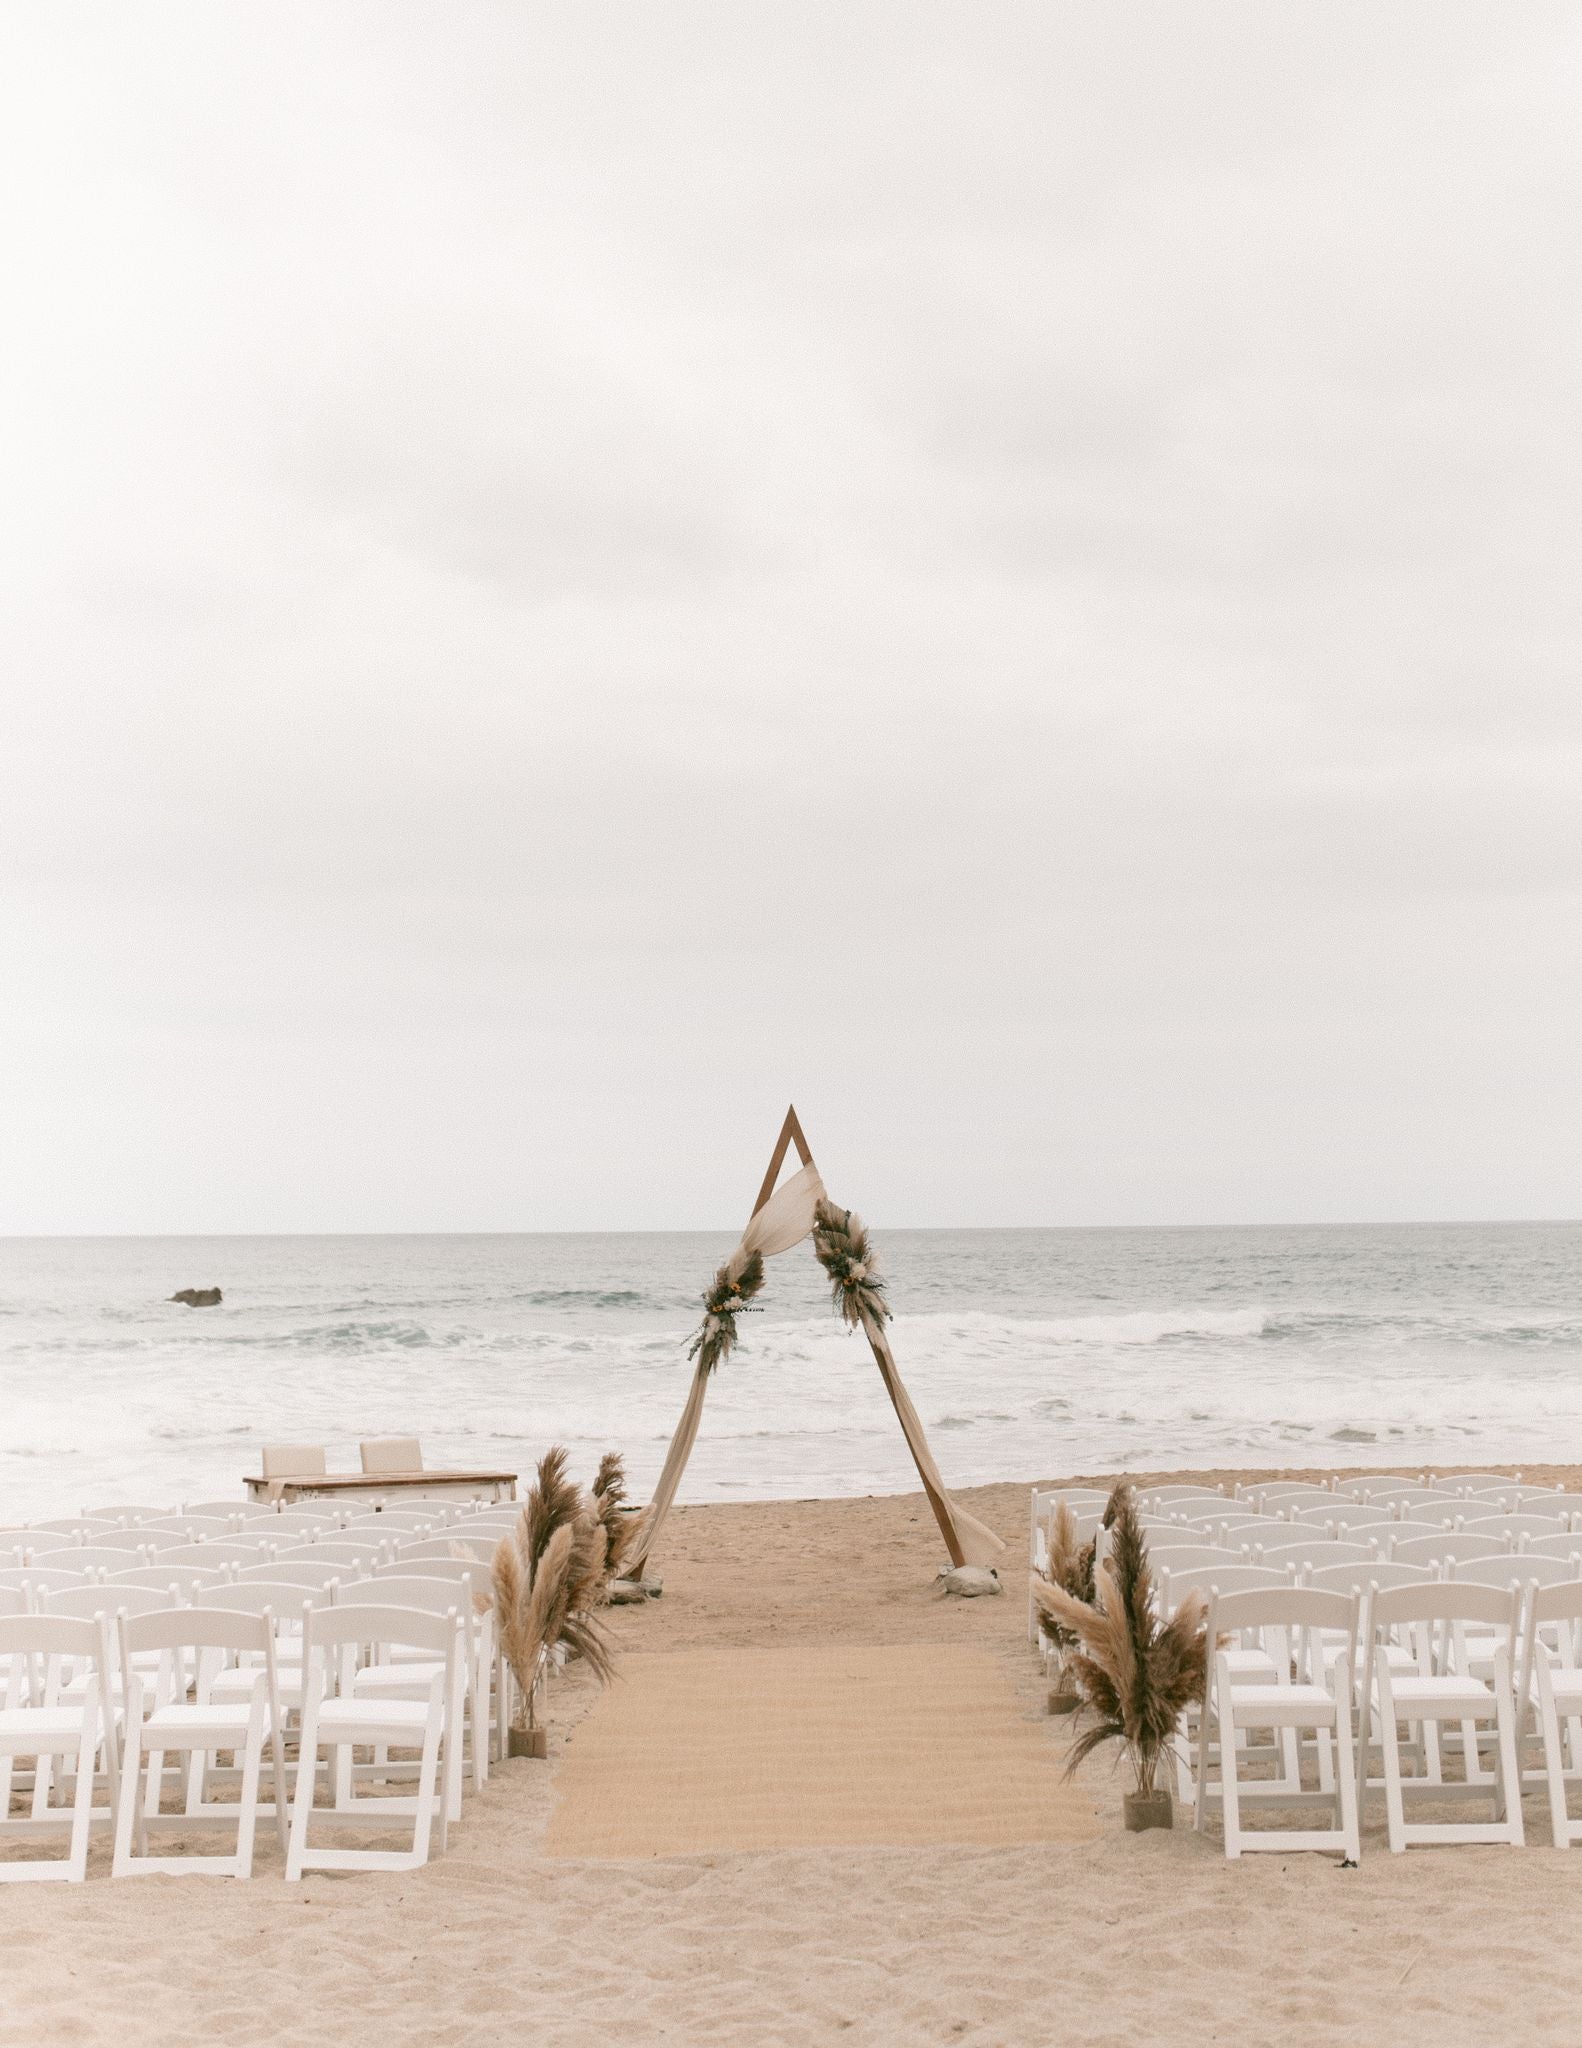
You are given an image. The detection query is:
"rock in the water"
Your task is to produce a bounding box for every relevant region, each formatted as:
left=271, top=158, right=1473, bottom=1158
left=169, top=1287, right=222, bottom=1307
left=938, top=1565, right=1002, bottom=1598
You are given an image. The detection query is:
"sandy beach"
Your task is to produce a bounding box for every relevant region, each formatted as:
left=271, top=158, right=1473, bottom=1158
left=8, top=1465, right=1582, bottom=2046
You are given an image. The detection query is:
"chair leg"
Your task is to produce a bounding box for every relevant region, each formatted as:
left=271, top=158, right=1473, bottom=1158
left=111, top=1734, right=141, bottom=1877
left=1220, top=1733, right=1243, bottom=1859
left=1539, top=1665, right=1572, bottom=1849
left=1377, top=1675, right=1406, bottom=1854
left=1493, top=1658, right=1525, bottom=1847
left=1335, top=1714, right=1361, bottom=1864
left=233, top=1729, right=262, bottom=1879
left=67, top=1716, right=97, bottom=1882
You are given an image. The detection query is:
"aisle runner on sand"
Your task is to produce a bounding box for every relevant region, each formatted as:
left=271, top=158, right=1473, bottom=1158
left=544, top=1643, right=1101, bottom=1857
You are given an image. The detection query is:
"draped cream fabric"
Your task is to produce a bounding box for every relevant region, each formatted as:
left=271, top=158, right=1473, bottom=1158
left=739, top=1162, right=825, bottom=1259
left=628, top=1165, right=1005, bottom=1577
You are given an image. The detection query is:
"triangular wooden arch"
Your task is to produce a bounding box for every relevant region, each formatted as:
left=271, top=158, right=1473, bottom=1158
left=626, top=1107, right=1006, bottom=1580
left=751, top=1103, right=814, bottom=1218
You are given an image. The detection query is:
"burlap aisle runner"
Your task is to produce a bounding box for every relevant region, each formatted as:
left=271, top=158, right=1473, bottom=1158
left=544, top=1643, right=1101, bottom=1858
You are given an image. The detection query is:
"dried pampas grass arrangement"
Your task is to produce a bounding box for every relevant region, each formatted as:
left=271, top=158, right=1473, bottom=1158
left=810, top=1200, right=889, bottom=1328
left=688, top=1248, right=766, bottom=1375
left=1035, top=1499, right=1097, bottom=1679
left=591, top=1450, right=634, bottom=1591
left=494, top=1444, right=618, bottom=1751
left=1031, top=1482, right=1208, bottom=1805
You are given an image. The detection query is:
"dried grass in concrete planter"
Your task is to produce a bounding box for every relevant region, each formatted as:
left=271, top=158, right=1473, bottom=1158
left=1032, top=1482, right=1208, bottom=1830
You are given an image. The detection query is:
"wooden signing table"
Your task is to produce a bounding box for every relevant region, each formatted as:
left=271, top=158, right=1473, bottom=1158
left=242, top=1468, right=517, bottom=1507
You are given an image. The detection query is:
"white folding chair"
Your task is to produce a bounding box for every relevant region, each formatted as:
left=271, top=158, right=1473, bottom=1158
left=1520, top=1532, right=1582, bottom=1563
left=112, top=1609, right=289, bottom=1878
left=1360, top=1583, right=1524, bottom=1851
left=0, top=1613, right=118, bottom=1882
left=334, top=1575, right=491, bottom=1799
left=394, top=1535, right=495, bottom=1564
left=1194, top=1586, right=1361, bottom=1861
left=1526, top=1581, right=1582, bottom=1846
left=1388, top=1531, right=1508, bottom=1570
left=285, top=1602, right=465, bottom=1878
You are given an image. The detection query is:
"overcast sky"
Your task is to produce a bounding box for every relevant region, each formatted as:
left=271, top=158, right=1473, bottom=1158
left=2, top=5, right=1578, bottom=1234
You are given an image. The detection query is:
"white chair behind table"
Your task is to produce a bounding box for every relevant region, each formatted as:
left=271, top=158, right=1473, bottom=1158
left=285, top=1602, right=466, bottom=1879
left=336, top=1574, right=492, bottom=1799
left=112, top=1608, right=290, bottom=1879
left=262, top=1445, right=329, bottom=1481
left=0, top=1613, right=118, bottom=1883
left=1194, top=1585, right=1361, bottom=1862
left=1359, top=1582, right=1524, bottom=1851
left=360, top=1437, right=424, bottom=1474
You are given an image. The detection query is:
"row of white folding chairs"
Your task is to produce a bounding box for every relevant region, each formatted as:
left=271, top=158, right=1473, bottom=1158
left=1190, top=1571, right=1582, bottom=1859
left=0, top=1568, right=491, bottom=1882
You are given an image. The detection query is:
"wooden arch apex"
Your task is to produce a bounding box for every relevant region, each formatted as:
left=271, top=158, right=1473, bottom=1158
left=750, top=1104, right=815, bottom=1218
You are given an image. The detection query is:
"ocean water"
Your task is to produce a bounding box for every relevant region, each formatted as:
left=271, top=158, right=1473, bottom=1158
left=1, top=1223, right=1579, bottom=1522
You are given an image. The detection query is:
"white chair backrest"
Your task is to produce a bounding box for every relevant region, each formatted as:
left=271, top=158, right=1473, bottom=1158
left=45, top=1582, right=172, bottom=1619
left=183, top=1499, right=277, bottom=1520
left=0, top=1612, right=112, bottom=1705
left=1253, top=1537, right=1378, bottom=1568
left=1137, top=1484, right=1226, bottom=1505
left=1332, top=1476, right=1416, bottom=1501
left=1158, top=1561, right=1293, bottom=1613
left=50, top=1546, right=150, bottom=1572
left=394, top=1535, right=494, bottom=1563
left=341, top=1574, right=483, bottom=1617
left=1458, top=1512, right=1576, bottom=1540
left=1519, top=1532, right=1582, bottom=1562
left=232, top=1560, right=349, bottom=1589
left=19, top=1531, right=91, bottom=1556
left=1143, top=1542, right=1247, bottom=1570
left=1306, top=1558, right=1432, bottom=1595
left=105, top=1564, right=230, bottom=1595
left=151, top=1541, right=276, bottom=1568
left=80, top=1505, right=170, bottom=1525
left=1388, top=1531, right=1509, bottom=1568
left=1449, top=1554, right=1582, bottom=1591
left=192, top=1581, right=332, bottom=1616
left=273, top=1541, right=389, bottom=1567
left=137, top=1516, right=242, bottom=1541
left=1290, top=1503, right=1392, bottom=1528
left=0, top=1566, right=93, bottom=1597
left=369, top=1557, right=489, bottom=1585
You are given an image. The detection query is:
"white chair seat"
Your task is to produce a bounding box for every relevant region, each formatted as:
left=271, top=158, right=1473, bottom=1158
left=350, top=1660, right=445, bottom=1695
left=1226, top=1683, right=1337, bottom=1725
left=318, top=1695, right=432, bottom=1734
left=143, top=1700, right=269, bottom=1741
left=0, top=1705, right=90, bottom=1744
left=1223, top=1647, right=1279, bottom=1680
left=1387, top=1674, right=1494, bottom=1713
